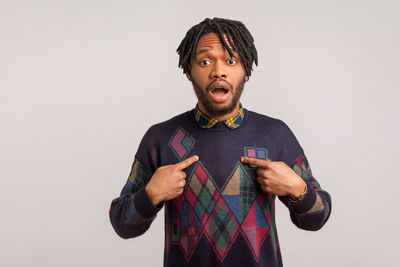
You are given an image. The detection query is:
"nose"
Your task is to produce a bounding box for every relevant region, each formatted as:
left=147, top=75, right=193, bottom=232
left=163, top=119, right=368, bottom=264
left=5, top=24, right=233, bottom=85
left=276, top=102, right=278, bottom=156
left=210, top=60, right=227, bottom=79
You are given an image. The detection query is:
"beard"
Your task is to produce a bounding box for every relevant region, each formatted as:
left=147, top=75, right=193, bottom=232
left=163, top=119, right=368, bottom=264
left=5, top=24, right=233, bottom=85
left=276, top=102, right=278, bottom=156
left=191, top=77, right=245, bottom=118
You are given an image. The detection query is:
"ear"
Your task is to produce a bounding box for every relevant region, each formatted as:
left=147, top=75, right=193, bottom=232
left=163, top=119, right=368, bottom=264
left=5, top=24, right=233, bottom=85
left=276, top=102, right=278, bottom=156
left=185, top=72, right=192, bottom=81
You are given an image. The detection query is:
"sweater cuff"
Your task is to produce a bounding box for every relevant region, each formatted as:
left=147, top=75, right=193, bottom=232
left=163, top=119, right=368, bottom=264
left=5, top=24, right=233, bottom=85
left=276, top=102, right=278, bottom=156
left=133, top=187, right=163, bottom=218
left=288, top=181, right=317, bottom=214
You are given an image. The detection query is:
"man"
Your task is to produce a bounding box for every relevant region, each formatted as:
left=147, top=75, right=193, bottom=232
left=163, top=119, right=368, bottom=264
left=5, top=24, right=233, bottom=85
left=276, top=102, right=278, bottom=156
left=110, top=17, right=331, bottom=266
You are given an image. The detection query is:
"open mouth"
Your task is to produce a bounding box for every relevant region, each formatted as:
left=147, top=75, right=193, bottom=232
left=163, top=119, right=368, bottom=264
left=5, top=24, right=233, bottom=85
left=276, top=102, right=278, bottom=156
left=211, top=87, right=229, bottom=94
left=209, top=81, right=230, bottom=103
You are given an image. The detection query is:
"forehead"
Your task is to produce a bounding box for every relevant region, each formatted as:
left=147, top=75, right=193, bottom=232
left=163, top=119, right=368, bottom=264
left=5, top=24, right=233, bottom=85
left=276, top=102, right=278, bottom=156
left=195, top=32, right=235, bottom=53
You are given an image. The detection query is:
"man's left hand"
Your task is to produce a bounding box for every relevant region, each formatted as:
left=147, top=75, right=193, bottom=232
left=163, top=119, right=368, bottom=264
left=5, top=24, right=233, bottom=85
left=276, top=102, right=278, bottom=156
left=240, top=157, right=306, bottom=200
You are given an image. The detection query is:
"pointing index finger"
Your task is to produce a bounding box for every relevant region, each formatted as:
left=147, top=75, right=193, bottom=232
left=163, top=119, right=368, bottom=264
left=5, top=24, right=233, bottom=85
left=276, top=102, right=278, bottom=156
left=241, top=156, right=270, bottom=168
left=175, top=155, right=199, bottom=170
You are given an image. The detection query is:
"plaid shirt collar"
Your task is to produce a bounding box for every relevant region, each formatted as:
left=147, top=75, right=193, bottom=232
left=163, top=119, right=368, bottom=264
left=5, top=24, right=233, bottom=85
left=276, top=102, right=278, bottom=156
left=193, top=104, right=245, bottom=129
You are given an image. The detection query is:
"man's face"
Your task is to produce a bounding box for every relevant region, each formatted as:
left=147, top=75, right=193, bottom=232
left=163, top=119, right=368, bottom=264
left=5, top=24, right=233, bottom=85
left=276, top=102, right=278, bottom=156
left=188, top=32, right=246, bottom=118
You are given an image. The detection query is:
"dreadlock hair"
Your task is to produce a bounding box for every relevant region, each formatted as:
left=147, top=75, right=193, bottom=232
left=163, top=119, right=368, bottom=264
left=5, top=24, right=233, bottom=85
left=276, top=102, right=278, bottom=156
left=177, top=17, right=258, bottom=77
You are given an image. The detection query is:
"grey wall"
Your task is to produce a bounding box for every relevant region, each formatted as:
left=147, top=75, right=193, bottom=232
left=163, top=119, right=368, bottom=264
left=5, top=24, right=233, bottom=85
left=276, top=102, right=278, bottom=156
left=1, top=0, right=399, bottom=266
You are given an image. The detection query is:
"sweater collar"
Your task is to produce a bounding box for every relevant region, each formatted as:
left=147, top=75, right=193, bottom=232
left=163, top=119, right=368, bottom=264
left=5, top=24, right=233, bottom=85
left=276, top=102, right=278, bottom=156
left=193, top=104, right=245, bottom=129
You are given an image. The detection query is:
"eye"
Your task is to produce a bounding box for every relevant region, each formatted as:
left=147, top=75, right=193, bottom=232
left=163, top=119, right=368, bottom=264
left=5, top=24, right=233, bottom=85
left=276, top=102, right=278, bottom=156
left=226, top=58, right=237, bottom=65
left=199, top=60, right=212, bottom=66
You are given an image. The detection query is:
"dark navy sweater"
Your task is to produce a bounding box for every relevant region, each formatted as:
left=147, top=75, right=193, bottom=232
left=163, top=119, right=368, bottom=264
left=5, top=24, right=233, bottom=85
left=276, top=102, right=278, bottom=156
left=110, top=108, right=331, bottom=266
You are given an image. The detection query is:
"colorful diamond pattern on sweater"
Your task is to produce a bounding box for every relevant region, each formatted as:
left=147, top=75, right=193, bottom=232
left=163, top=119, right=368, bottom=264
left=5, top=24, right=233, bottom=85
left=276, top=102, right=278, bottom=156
left=293, top=155, right=327, bottom=217
left=241, top=200, right=270, bottom=261
left=185, top=161, right=220, bottom=225
left=204, top=196, right=240, bottom=262
left=179, top=201, right=203, bottom=261
left=114, top=160, right=147, bottom=207
left=221, top=162, right=258, bottom=224
left=165, top=195, right=184, bottom=244
left=127, top=160, right=145, bottom=193
left=293, top=155, right=321, bottom=189
left=257, top=193, right=279, bottom=259
left=171, top=195, right=185, bottom=242
left=168, top=127, right=196, bottom=160
left=168, top=158, right=280, bottom=263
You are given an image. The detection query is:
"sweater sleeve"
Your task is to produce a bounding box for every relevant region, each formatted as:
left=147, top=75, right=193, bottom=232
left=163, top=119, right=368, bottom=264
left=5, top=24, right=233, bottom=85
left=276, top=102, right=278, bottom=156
left=109, top=126, right=164, bottom=239
left=277, top=121, right=332, bottom=231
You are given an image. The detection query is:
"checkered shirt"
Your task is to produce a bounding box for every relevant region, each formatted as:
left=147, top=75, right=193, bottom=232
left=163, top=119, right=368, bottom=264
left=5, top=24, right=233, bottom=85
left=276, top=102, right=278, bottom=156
left=193, top=104, right=245, bottom=129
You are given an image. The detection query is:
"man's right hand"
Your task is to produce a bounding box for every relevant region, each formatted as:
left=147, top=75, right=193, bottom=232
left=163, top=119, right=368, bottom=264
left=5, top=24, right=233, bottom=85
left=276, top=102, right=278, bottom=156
left=145, top=155, right=199, bottom=206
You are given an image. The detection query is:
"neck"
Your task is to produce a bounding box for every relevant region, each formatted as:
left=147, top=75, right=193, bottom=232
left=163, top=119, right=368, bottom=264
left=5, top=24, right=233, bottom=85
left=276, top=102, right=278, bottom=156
left=197, top=102, right=241, bottom=121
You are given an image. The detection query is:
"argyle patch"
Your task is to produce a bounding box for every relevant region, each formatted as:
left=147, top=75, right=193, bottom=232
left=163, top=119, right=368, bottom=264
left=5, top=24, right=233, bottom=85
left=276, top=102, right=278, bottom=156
left=293, top=155, right=321, bottom=188
left=165, top=195, right=184, bottom=244
left=241, top=201, right=270, bottom=261
left=204, top=196, right=240, bottom=262
left=165, top=160, right=280, bottom=263
left=170, top=195, right=185, bottom=242
left=179, top=201, right=203, bottom=261
left=114, top=160, right=146, bottom=205
left=293, top=155, right=328, bottom=217
left=221, top=162, right=258, bottom=224
left=168, top=127, right=196, bottom=160
left=185, top=161, right=220, bottom=225
left=257, top=193, right=279, bottom=259
left=127, top=160, right=145, bottom=193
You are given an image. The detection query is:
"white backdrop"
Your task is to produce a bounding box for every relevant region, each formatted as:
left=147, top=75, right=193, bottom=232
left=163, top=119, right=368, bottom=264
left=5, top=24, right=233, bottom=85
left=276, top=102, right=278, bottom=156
left=1, top=0, right=399, bottom=266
